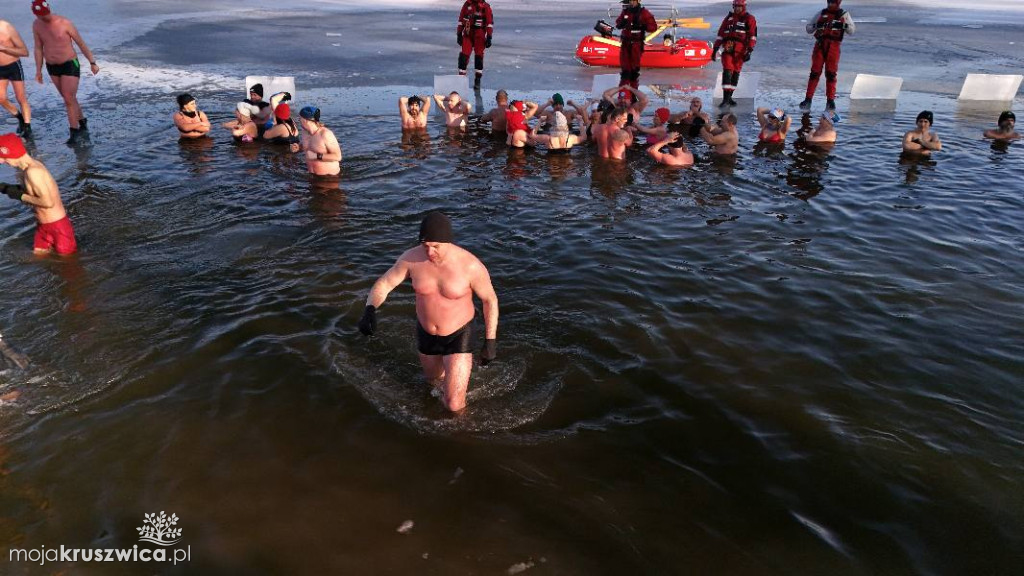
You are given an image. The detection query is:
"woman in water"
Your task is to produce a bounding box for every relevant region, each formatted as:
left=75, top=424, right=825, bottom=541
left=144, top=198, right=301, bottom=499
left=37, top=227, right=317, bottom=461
left=529, top=111, right=585, bottom=152
left=222, top=102, right=258, bottom=143
left=262, top=103, right=300, bottom=149
left=756, top=107, right=791, bottom=143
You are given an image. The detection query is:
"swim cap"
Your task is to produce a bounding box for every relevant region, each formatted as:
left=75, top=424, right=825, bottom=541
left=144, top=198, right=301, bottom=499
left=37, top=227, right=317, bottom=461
left=655, top=107, right=670, bottom=123
left=550, top=111, right=569, bottom=137
left=510, top=100, right=525, bottom=113
left=236, top=102, right=255, bottom=117
left=552, top=93, right=564, bottom=107
left=506, top=107, right=529, bottom=134
left=769, top=108, right=786, bottom=121
left=916, top=110, right=933, bottom=124
left=274, top=103, right=290, bottom=120
left=31, top=0, right=50, bottom=16
left=998, top=111, right=1015, bottom=124
left=418, top=212, right=454, bottom=244
left=248, top=83, right=264, bottom=98
left=176, top=93, right=195, bottom=110
left=0, top=133, right=27, bottom=159
left=299, top=106, right=320, bottom=122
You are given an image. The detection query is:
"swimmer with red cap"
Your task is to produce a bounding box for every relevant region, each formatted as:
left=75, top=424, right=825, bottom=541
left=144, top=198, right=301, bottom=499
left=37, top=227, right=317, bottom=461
left=0, top=133, right=77, bottom=255
left=505, top=99, right=540, bottom=148
left=358, top=211, right=499, bottom=412
left=31, top=0, right=100, bottom=144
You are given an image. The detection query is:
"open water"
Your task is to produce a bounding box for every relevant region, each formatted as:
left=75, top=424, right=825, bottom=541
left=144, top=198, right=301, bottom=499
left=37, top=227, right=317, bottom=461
left=0, top=1, right=1022, bottom=575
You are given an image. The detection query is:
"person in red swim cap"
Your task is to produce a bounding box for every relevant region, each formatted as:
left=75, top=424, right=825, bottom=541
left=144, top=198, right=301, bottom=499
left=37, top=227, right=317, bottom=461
left=0, top=133, right=78, bottom=255
left=31, top=0, right=100, bottom=144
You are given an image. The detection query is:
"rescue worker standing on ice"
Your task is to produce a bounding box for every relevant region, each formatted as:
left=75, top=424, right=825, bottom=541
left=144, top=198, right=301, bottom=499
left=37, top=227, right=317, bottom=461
left=712, top=0, right=757, bottom=108
left=456, top=0, right=493, bottom=90
left=800, top=0, right=854, bottom=112
left=615, top=0, right=656, bottom=92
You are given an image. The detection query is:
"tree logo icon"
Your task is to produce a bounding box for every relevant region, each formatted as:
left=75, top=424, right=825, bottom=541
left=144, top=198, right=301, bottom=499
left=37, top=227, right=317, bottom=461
left=137, top=512, right=183, bottom=546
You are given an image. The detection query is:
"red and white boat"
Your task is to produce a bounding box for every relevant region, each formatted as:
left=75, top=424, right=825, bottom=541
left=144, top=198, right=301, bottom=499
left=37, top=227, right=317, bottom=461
left=575, top=7, right=713, bottom=69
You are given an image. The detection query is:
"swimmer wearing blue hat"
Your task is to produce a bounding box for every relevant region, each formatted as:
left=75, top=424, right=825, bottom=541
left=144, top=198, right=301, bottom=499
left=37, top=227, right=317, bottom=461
left=298, top=105, right=341, bottom=176
left=357, top=211, right=499, bottom=412
left=799, top=111, right=837, bottom=144
left=903, top=110, right=942, bottom=155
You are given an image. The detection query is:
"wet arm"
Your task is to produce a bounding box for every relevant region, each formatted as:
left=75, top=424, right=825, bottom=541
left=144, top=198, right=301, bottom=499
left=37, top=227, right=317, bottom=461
left=365, top=259, right=410, bottom=308
left=471, top=263, right=498, bottom=340
left=322, top=130, right=343, bottom=162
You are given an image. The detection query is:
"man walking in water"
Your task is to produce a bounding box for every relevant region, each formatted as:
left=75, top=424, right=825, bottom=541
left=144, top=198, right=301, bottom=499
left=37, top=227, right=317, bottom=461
left=615, top=0, right=656, bottom=92
left=0, top=20, right=32, bottom=138
left=31, top=0, right=99, bottom=144
left=712, top=0, right=757, bottom=108
left=0, top=133, right=77, bottom=255
left=456, top=0, right=493, bottom=90
left=358, top=212, right=499, bottom=413
left=799, top=0, right=854, bottom=112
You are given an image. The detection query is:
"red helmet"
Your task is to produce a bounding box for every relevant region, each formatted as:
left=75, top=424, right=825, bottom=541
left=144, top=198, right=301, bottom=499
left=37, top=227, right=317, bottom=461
left=733, top=0, right=747, bottom=6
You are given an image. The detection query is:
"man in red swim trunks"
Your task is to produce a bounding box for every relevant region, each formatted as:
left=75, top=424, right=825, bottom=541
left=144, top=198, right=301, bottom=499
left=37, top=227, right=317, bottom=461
left=31, top=0, right=100, bottom=144
left=0, top=133, right=77, bottom=255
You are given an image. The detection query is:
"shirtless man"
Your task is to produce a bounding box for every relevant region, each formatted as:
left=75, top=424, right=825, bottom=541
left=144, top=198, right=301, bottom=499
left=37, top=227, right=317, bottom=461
left=902, top=110, right=941, bottom=155
left=358, top=212, right=499, bottom=412
left=700, top=113, right=739, bottom=155
left=594, top=106, right=633, bottom=160
left=299, top=106, right=342, bottom=177
left=399, top=95, right=431, bottom=130
left=477, top=89, right=509, bottom=134
left=647, top=132, right=694, bottom=167
left=798, top=112, right=836, bottom=144
left=983, top=111, right=1019, bottom=141
left=0, top=133, right=77, bottom=255
left=172, top=93, right=210, bottom=139
left=433, top=91, right=472, bottom=129
left=0, top=20, right=31, bottom=138
left=31, top=0, right=99, bottom=144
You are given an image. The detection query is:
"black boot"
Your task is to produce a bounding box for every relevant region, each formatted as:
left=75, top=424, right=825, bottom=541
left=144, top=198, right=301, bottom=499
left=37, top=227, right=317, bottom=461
left=826, top=99, right=836, bottom=111
left=20, top=124, right=31, bottom=139
left=79, top=117, right=88, bottom=131
left=15, top=112, right=25, bottom=135
left=457, top=53, right=469, bottom=75
left=474, top=74, right=481, bottom=90
left=799, top=98, right=812, bottom=110
left=66, top=127, right=80, bottom=146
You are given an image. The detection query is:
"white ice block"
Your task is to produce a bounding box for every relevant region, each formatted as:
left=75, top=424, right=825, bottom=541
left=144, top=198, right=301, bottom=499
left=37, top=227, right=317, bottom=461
left=713, top=71, right=761, bottom=100
left=244, top=76, right=295, bottom=100
left=850, top=74, right=903, bottom=100
left=958, top=74, right=1023, bottom=101
left=591, top=74, right=621, bottom=101
left=433, top=75, right=470, bottom=99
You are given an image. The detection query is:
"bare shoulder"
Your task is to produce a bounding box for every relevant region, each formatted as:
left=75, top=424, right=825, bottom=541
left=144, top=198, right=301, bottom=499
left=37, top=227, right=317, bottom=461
left=457, top=245, right=488, bottom=272
left=399, top=245, right=427, bottom=264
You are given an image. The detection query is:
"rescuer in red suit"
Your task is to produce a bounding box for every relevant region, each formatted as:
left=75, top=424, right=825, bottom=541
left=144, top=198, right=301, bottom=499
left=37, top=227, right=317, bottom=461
left=799, top=0, right=855, bottom=112
left=712, top=0, right=757, bottom=108
left=456, top=0, right=494, bottom=90
left=615, top=0, right=657, bottom=93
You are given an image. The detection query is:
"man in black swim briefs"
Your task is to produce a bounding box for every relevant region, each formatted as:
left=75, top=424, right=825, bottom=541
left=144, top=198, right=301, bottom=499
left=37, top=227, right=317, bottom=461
left=0, top=20, right=32, bottom=138
left=31, top=0, right=100, bottom=144
left=357, top=212, right=500, bottom=412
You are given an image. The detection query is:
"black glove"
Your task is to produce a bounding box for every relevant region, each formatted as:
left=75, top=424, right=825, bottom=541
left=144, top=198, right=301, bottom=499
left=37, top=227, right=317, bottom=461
left=1, top=183, right=23, bottom=201
left=357, top=305, right=377, bottom=336
left=485, top=35, right=492, bottom=48
left=711, top=47, right=718, bottom=62
left=281, top=92, right=292, bottom=102
left=457, top=33, right=463, bottom=46
left=743, top=50, right=752, bottom=62
left=481, top=338, right=497, bottom=366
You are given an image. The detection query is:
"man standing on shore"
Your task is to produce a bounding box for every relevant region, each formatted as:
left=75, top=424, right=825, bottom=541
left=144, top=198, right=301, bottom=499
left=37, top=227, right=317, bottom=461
left=712, top=0, right=757, bottom=108
left=0, top=133, right=77, bottom=255
left=615, top=0, right=656, bottom=92
left=799, top=0, right=855, bottom=112
left=0, top=20, right=32, bottom=138
left=456, top=0, right=493, bottom=90
left=31, top=0, right=99, bottom=144
left=357, top=212, right=499, bottom=413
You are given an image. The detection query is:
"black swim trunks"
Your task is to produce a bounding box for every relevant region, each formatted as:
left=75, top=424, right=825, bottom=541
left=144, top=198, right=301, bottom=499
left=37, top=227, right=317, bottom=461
left=0, top=61, right=24, bottom=82
left=417, top=321, right=474, bottom=356
left=45, top=58, right=80, bottom=78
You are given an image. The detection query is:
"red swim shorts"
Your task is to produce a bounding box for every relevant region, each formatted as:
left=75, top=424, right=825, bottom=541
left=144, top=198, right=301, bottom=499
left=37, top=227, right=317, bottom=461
left=33, top=215, right=77, bottom=255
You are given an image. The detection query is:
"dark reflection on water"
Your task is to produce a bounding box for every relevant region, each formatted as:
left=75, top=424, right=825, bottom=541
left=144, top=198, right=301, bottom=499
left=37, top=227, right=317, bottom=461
left=0, top=96, right=1022, bottom=574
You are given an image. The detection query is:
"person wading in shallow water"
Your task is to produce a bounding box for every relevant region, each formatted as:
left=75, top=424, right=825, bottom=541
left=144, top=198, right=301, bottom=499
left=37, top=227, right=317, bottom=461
left=0, top=133, right=77, bottom=255
left=31, top=0, right=99, bottom=145
left=0, top=19, right=32, bottom=138
left=357, top=212, right=499, bottom=413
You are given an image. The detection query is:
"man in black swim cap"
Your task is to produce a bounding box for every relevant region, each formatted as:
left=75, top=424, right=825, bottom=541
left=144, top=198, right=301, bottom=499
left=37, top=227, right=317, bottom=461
left=357, top=211, right=500, bottom=412
left=172, top=93, right=210, bottom=139
left=903, top=110, right=942, bottom=155
left=983, top=110, right=1019, bottom=141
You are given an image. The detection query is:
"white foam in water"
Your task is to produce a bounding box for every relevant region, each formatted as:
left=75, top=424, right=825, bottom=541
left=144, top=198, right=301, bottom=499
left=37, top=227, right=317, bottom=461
left=713, top=71, right=761, bottom=101
left=957, top=74, right=1023, bottom=102
left=433, top=75, right=470, bottom=100
left=590, top=74, right=620, bottom=101
left=850, top=74, right=903, bottom=100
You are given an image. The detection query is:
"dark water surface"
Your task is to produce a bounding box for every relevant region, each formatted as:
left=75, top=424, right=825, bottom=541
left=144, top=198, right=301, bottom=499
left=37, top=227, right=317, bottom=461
left=0, top=2, right=1023, bottom=573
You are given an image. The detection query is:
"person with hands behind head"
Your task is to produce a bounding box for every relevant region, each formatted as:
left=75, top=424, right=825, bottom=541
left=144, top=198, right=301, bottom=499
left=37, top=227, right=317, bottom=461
left=903, top=110, right=941, bottom=155
left=757, top=106, right=791, bottom=143
left=700, top=112, right=739, bottom=155
left=0, top=133, right=77, bottom=255
left=358, top=212, right=499, bottom=413
left=434, top=91, right=472, bottom=129
left=399, top=94, right=431, bottom=130
left=647, top=131, right=693, bottom=166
